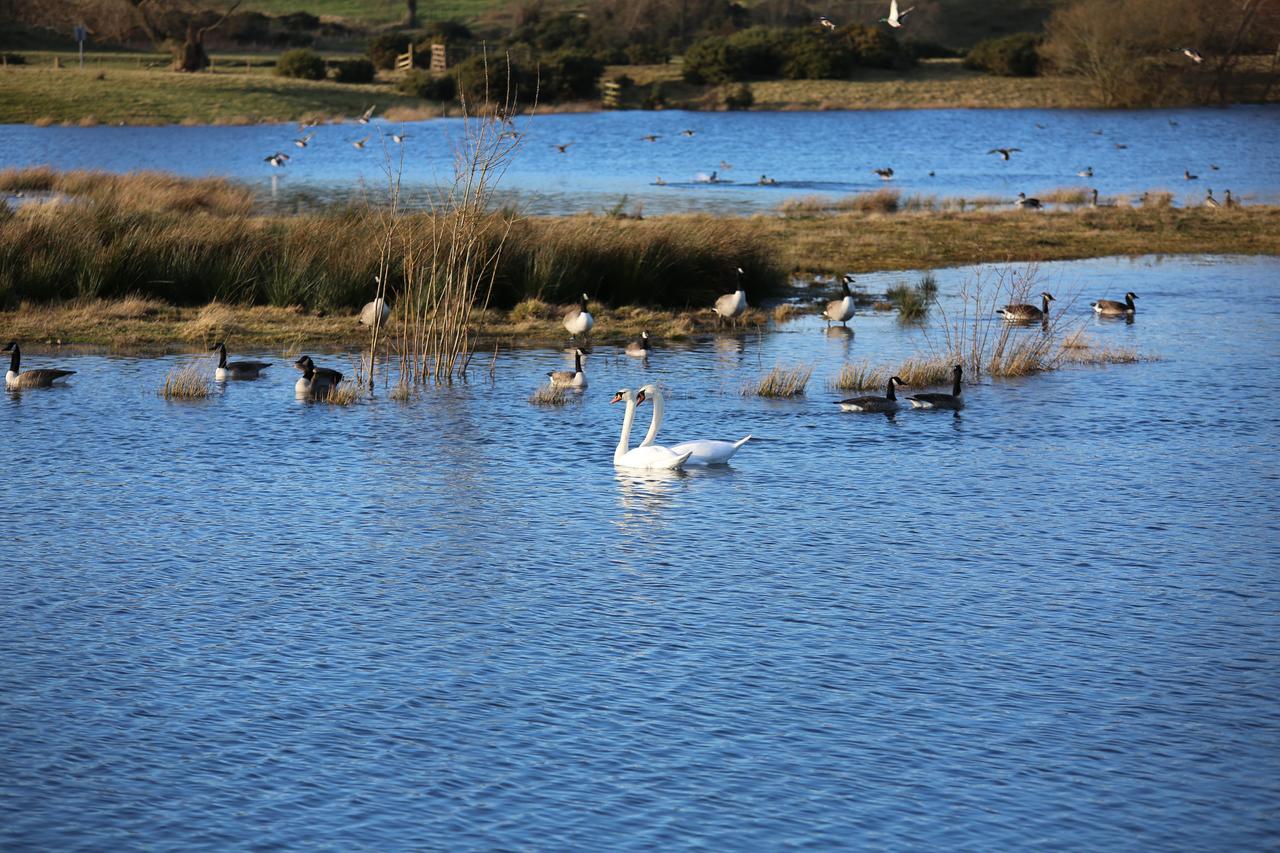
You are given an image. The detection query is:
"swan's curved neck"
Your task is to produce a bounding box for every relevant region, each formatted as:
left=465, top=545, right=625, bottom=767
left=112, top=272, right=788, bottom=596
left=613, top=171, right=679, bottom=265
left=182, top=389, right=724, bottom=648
left=641, top=387, right=664, bottom=447
left=8, top=347, right=18, bottom=375
left=615, top=396, right=638, bottom=462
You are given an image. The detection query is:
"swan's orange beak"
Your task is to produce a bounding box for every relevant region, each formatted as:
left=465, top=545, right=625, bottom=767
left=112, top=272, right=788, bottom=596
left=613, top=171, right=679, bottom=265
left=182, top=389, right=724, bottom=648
left=635, top=390, right=647, bottom=405
left=610, top=391, right=624, bottom=404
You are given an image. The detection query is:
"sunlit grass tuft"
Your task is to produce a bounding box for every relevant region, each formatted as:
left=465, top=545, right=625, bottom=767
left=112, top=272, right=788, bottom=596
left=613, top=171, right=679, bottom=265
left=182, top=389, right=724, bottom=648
left=325, top=380, right=359, bottom=405
left=159, top=363, right=210, bottom=399
left=530, top=384, right=571, bottom=406
left=772, top=303, right=803, bottom=323
left=746, top=363, right=814, bottom=398
left=830, top=360, right=887, bottom=392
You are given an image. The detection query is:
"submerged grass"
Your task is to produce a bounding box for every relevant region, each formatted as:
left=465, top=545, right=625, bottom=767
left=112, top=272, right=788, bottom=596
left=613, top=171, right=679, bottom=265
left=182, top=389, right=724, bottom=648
left=529, top=384, right=571, bottom=406
left=747, top=363, right=814, bottom=398
left=159, top=362, right=210, bottom=399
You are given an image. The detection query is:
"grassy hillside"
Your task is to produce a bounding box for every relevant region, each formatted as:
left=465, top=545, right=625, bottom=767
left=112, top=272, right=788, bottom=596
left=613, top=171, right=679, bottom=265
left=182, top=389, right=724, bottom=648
left=202, top=0, right=509, bottom=25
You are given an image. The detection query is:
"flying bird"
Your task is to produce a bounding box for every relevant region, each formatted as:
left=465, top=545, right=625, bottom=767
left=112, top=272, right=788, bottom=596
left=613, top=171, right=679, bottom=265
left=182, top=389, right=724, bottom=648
left=265, top=152, right=289, bottom=167
left=554, top=142, right=573, bottom=153
left=640, top=134, right=660, bottom=142
left=880, top=0, right=914, bottom=28
left=352, top=136, right=370, bottom=149
left=680, top=129, right=696, bottom=137
left=719, top=160, right=733, bottom=170
left=1177, top=47, right=1204, bottom=63
left=873, top=167, right=894, bottom=180
left=988, top=147, right=1021, bottom=160
left=358, top=104, right=376, bottom=124
left=818, top=15, right=837, bottom=30
left=294, top=133, right=313, bottom=148
left=391, top=132, right=409, bottom=144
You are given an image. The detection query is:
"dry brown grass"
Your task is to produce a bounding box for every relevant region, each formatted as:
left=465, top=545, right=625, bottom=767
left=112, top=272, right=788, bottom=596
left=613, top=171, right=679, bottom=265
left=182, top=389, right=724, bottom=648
left=1038, top=187, right=1090, bottom=205
left=0, top=167, right=253, bottom=215
left=529, top=384, right=572, bottom=406
left=325, top=380, right=359, bottom=405
left=893, top=356, right=957, bottom=387
left=159, top=362, right=210, bottom=399
left=1059, top=331, right=1156, bottom=365
left=830, top=360, right=887, bottom=392
left=746, top=363, right=814, bottom=398
left=772, top=303, right=804, bottom=323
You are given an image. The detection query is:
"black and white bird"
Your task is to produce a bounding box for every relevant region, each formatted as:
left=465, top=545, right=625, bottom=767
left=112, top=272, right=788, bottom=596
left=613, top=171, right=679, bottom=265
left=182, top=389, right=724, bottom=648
left=838, top=376, right=905, bottom=413
left=879, top=0, right=914, bottom=27
left=1204, top=188, right=1221, bottom=209
left=357, top=104, right=376, bottom=124
left=1077, top=166, right=1094, bottom=177
left=1015, top=192, right=1042, bottom=209
left=563, top=294, right=594, bottom=340
left=548, top=348, right=587, bottom=388
left=265, top=152, right=289, bottom=167
left=293, top=355, right=342, bottom=399
left=823, top=274, right=856, bottom=327
left=4, top=341, right=74, bottom=389
left=1091, top=292, right=1137, bottom=316
left=1224, top=189, right=1237, bottom=208
left=680, top=129, right=696, bottom=137
left=391, top=132, right=409, bottom=144
left=873, top=167, right=895, bottom=180
left=818, top=15, right=837, bottom=30
left=988, top=147, right=1021, bottom=160
left=352, top=136, right=370, bottom=150
left=294, top=133, right=313, bottom=148
left=625, top=330, right=652, bottom=358
left=1177, top=47, right=1204, bottom=64
left=909, top=364, right=964, bottom=410
left=714, top=268, right=749, bottom=328
left=211, top=342, right=271, bottom=380
left=998, top=291, right=1054, bottom=321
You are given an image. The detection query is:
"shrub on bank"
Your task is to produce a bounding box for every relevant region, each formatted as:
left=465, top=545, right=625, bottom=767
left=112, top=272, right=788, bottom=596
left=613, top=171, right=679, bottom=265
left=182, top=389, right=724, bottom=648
left=275, top=48, right=326, bottom=80
left=330, top=58, right=375, bottom=84
left=398, top=70, right=457, bottom=101
left=964, top=33, right=1042, bottom=77
left=683, top=24, right=910, bottom=83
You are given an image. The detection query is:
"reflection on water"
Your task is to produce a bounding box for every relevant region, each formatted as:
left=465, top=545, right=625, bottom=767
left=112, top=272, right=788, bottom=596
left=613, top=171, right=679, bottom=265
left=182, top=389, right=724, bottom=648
left=1, top=255, right=1278, bottom=849
left=3, top=107, right=1278, bottom=214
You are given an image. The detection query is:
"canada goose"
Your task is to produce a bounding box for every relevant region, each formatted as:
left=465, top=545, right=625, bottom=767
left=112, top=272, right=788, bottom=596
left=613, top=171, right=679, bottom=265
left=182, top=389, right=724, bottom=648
left=818, top=15, right=837, bottom=30
left=909, top=364, right=964, bottom=409
left=758, top=175, right=777, bottom=185
left=1114, top=143, right=1129, bottom=149
left=873, top=167, right=894, bottom=180
left=1184, top=169, right=1198, bottom=180
left=1225, top=189, right=1236, bottom=208
left=640, top=134, right=660, bottom=142
left=352, top=136, right=370, bottom=150
left=265, top=152, right=289, bottom=167
left=548, top=348, right=587, bottom=388
left=553, top=142, right=573, bottom=153
left=4, top=342, right=74, bottom=389
left=1015, top=192, right=1042, bottom=209
left=998, top=291, right=1054, bottom=322
left=680, top=129, right=696, bottom=137
left=357, top=104, right=376, bottom=124
left=293, top=356, right=342, bottom=399
left=1178, top=47, right=1204, bottom=63
left=823, top=274, right=856, bottom=327
left=988, top=147, right=1021, bottom=160
left=625, top=331, right=652, bottom=358
left=294, top=133, right=313, bottom=148
left=563, top=293, right=594, bottom=339
left=714, top=268, right=748, bottom=328
left=880, top=0, right=914, bottom=27
left=1210, top=163, right=1220, bottom=170
left=838, top=376, right=905, bottom=413
left=1092, top=291, right=1137, bottom=315
left=211, top=342, right=270, bottom=380
left=391, top=132, right=409, bottom=144
left=1204, top=188, right=1220, bottom=209
left=1077, top=166, right=1093, bottom=177
left=1090, top=188, right=1098, bottom=207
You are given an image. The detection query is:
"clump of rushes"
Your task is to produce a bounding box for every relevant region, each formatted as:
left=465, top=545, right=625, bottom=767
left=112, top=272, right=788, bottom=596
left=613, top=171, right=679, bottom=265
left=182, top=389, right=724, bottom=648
left=830, top=360, right=887, bottom=392
left=887, top=271, right=938, bottom=324
left=389, top=383, right=411, bottom=401
left=325, top=380, right=359, bottom=405
left=1058, top=332, right=1155, bottom=365
left=1038, top=187, right=1089, bottom=205
left=772, top=303, right=803, bottom=323
left=529, top=384, right=571, bottom=406
left=747, top=363, right=814, bottom=398
left=160, top=363, right=210, bottom=399
left=892, top=356, right=956, bottom=387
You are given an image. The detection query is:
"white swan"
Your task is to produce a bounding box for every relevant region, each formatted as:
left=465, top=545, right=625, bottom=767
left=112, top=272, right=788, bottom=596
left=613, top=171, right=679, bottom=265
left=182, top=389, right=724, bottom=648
left=611, top=388, right=692, bottom=470
left=881, top=1, right=915, bottom=28
left=636, top=383, right=751, bottom=465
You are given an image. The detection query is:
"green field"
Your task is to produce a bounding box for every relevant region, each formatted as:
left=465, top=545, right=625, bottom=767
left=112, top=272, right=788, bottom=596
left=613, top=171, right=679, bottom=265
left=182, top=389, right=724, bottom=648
left=204, top=0, right=508, bottom=24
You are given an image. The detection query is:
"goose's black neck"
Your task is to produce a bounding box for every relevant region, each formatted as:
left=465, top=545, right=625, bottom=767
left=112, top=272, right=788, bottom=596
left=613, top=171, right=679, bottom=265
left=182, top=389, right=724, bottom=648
left=841, top=280, right=851, bottom=297
left=951, top=369, right=963, bottom=397
left=885, top=377, right=897, bottom=401
left=1126, top=293, right=1136, bottom=309
left=580, top=295, right=589, bottom=312
left=1042, top=294, right=1052, bottom=314
left=8, top=346, right=18, bottom=374
left=574, top=350, right=582, bottom=372
left=217, top=346, right=228, bottom=368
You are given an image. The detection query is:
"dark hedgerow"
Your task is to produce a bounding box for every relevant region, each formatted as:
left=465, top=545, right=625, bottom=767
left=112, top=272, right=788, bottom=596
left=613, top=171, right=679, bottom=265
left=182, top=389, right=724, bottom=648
left=275, top=48, right=326, bottom=80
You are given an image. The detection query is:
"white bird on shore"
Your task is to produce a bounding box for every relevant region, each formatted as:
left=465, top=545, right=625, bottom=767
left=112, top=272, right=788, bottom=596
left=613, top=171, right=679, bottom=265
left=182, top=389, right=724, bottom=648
left=563, top=293, right=594, bottom=340
left=1204, top=188, right=1220, bottom=208
left=714, top=268, right=748, bottom=328
left=880, top=0, right=915, bottom=28
left=818, top=15, right=837, bottom=30
left=823, top=274, right=856, bottom=327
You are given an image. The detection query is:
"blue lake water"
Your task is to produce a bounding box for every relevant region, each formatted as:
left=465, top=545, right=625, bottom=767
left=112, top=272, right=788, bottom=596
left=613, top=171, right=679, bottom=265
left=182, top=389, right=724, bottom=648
left=3, top=106, right=1279, bottom=214
left=2, top=254, right=1278, bottom=848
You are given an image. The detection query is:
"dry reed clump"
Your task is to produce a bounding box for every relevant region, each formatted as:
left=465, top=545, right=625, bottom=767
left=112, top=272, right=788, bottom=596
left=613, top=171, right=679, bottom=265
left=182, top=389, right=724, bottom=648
left=389, top=383, right=411, bottom=401
left=325, top=380, right=359, bottom=405
left=830, top=360, right=887, bottom=392
left=0, top=167, right=253, bottom=215
left=892, top=356, right=956, bottom=387
left=772, top=303, right=803, bottom=323
left=1038, top=187, right=1090, bottom=205
left=1142, top=191, right=1174, bottom=209
left=746, top=363, right=814, bottom=398
left=529, top=384, right=572, bottom=406
left=181, top=302, right=243, bottom=343
left=509, top=298, right=555, bottom=322
left=99, top=295, right=167, bottom=319
left=1058, top=331, right=1156, bottom=365
left=159, top=363, right=210, bottom=399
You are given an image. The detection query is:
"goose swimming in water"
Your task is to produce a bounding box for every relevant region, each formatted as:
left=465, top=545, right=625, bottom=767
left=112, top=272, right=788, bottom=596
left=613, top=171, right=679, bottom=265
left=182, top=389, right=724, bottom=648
left=640, top=134, right=660, bottom=142
left=625, top=331, right=652, bottom=358
left=636, top=384, right=751, bottom=465
left=714, top=268, right=749, bottom=328
left=293, top=355, right=342, bottom=399
left=874, top=167, right=895, bottom=180
left=1091, top=291, right=1137, bottom=316
left=1077, top=166, right=1094, bottom=178
left=212, top=342, right=271, bottom=380
left=611, top=388, right=691, bottom=470
left=909, top=364, right=964, bottom=409
left=823, top=274, right=856, bottom=327
left=998, top=291, right=1054, bottom=322
left=988, top=147, right=1021, bottom=161
left=880, top=0, right=914, bottom=27
left=548, top=348, right=587, bottom=388
left=563, top=293, right=594, bottom=340
left=1184, top=169, right=1198, bottom=180
left=1015, top=192, right=1042, bottom=209
left=838, top=376, right=905, bottom=413
left=4, top=342, right=74, bottom=389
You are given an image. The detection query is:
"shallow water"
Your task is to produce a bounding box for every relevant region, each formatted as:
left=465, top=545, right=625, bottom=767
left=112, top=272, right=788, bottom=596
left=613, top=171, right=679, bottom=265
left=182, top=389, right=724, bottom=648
left=2, top=255, right=1278, bottom=849
left=3, top=106, right=1279, bottom=214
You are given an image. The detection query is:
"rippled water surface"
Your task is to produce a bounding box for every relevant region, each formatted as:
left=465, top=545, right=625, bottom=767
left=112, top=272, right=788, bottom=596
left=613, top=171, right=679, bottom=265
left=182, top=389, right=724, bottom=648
left=3, top=106, right=1279, bottom=213
left=2, top=255, right=1278, bottom=849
